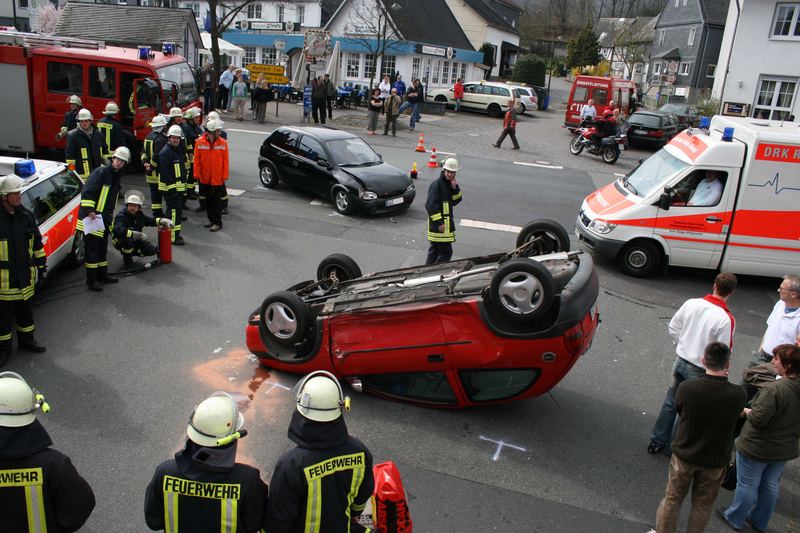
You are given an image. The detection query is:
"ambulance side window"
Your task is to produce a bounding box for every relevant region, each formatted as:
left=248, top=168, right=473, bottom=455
left=89, top=66, right=116, bottom=99
left=47, top=62, right=83, bottom=95
left=50, top=170, right=83, bottom=203
left=20, top=192, right=36, bottom=222
left=673, top=170, right=728, bottom=207
left=28, top=181, right=59, bottom=225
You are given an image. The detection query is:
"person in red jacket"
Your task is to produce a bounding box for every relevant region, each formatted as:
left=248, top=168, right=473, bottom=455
left=493, top=99, right=520, bottom=149
left=453, top=78, right=464, bottom=112
left=193, top=119, right=229, bottom=232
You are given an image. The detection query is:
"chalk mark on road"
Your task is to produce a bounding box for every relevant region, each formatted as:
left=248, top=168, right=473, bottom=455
left=265, top=381, right=291, bottom=394
left=461, top=219, right=522, bottom=233
left=479, top=435, right=527, bottom=461
left=513, top=161, right=563, bottom=170
left=227, top=128, right=274, bottom=135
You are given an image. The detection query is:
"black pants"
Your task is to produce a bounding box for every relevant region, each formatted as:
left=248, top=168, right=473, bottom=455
left=220, top=183, right=228, bottom=211
left=312, top=100, right=326, bottom=124
left=0, top=299, right=35, bottom=352
left=496, top=127, right=519, bottom=149
left=327, top=96, right=334, bottom=119
left=114, top=238, right=157, bottom=265
left=85, top=231, right=110, bottom=285
left=206, top=185, right=224, bottom=226
left=384, top=115, right=398, bottom=135
left=149, top=182, right=163, bottom=217
left=204, top=87, right=215, bottom=114
left=217, top=85, right=229, bottom=109
left=197, top=182, right=208, bottom=210
left=165, top=192, right=183, bottom=242
left=426, top=241, right=453, bottom=265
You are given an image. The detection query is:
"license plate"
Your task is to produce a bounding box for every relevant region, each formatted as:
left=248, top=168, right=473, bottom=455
left=634, top=129, right=647, bottom=134
left=385, top=197, right=404, bottom=207
left=619, top=143, right=625, bottom=150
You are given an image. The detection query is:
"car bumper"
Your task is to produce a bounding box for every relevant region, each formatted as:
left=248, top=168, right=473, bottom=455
left=575, top=217, right=626, bottom=258
left=627, top=134, right=667, bottom=147
left=357, top=189, right=416, bottom=214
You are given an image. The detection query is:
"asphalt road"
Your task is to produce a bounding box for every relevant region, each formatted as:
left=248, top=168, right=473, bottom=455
left=7, top=116, right=798, bottom=532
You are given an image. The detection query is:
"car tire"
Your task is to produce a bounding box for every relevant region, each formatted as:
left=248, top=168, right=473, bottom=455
left=516, top=219, right=571, bottom=254
left=619, top=240, right=661, bottom=277
left=317, top=253, right=362, bottom=287
left=435, top=95, right=448, bottom=104
left=519, top=103, right=527, bottom=115
left=259, top=160, right=279, bottom=188
left=67, top=230, right=85, bottom=268
left=487, top=103, right=502, bottom=118
left=602, top=146, right=620, bottom=164
left=332, top=187, right=355, bottom=215
left=569, top=136, right=584, bottom=155
left=489, top=258, right=555, bottom=322
left=259, top=290, right=313, bottom=348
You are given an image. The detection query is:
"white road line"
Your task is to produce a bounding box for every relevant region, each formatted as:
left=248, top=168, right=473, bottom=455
left=614, top=173, right=626, bottom=177
left=429, top=149, right=455, bottom=155
left=227, top=128, right=272, bottom=135
left=467, top=133, right=480, bottom=137
left=461, top=219, right=522, bottom=233
left=226, top=188, right=246, bottom=196
left=310, top=199, right=332, bottom=207
left=513, top=161, right=564, bottom=170
left=536, top=160, right=550, bottom=164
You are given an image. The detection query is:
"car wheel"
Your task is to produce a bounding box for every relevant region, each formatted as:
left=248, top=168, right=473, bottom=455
left=259, top=290, right=313, bottom=347
left=602, top=146, right=620, bottom=164
left=519, top=103, right=527, bottom=115
left=569, top=136, right=584, bottom=155
left=435, top=95, right=448, bottom=103
left=332, top=188, right=355, bottom=215
left=259, top=160, right=279, bottom=188
left=619, top=240, right=661, bottom=277
left=317, top=253, right=362, bottom=288
left=516, top=219, right=571, bottom=254
left=487, top=103, right=502, bottom=118
left=67, top=230, right=85, bottom=268
left=489, top=258, right=555, bottom=322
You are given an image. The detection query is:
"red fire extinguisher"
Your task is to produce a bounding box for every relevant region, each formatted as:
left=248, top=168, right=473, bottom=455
left=158, top=226, right=172, bottom=264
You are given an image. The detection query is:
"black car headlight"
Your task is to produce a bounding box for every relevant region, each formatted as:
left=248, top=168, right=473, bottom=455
left=361, top=190, right=378, bottom=200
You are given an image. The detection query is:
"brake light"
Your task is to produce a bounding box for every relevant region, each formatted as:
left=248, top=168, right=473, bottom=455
left=564, top=323, right=584, bottom=356
left=647, top=130, right=664, bottom=138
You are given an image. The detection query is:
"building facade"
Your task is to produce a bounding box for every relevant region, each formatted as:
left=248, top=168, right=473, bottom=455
left=597, top=17, right=655, bottom=83
left=0, top=0, right=33, bottom=31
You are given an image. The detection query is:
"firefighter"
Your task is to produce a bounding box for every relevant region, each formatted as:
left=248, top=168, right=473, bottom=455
left=181, top=107, right=203, bottom=201
left=265, top=371, right=374, bottom=533
left=97, top=101, right=126, bottom=160
left=0, top=372, right=95, bottom=531
left=194, top=118, right=228, bottom=232
left=144, top=391, right=269, bottom=533
left=196, top=112, right=229, bottom=212
left=166, top=108, right=188, bottom=201
left=111, top=193, right=173, bottom=269
left=158, top=125, right=187, bottom=245
left=57, top=94, right=82, bottom=139
left=142, top=114, right=169, bottom=217
left=0, top=176, right=47, bottom=367
left=78, top=146, right=130, bottom=291
left=425, top=157, right=463, bottom=264
left=65, top=108, right=104, bottom=180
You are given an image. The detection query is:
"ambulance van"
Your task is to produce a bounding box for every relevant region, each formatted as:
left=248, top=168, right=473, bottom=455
left=576, top=115, right=800, bottom=277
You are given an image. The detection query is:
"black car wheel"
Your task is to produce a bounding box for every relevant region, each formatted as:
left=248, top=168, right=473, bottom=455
left=489, top=258, right=555, bottom=322
left=602, top=146, right=620, bottom=164
left=332, top=188, right=355, bottom=215
left=259, top=160, right=279, bottom=188
left=569, top=136, right=584, bottom=155
left=487, top=103, right=502, bottom=118
left=317, top=254, right=362, bottom=288
left=619, top=240, right=661, bottom=277
left=435, top=95, right=448, bottom=103
left=259, top=291, right=313, bottom=347
left=516, top=219, right=571, bottom=254
left=67, top=231, right=85, bottom=268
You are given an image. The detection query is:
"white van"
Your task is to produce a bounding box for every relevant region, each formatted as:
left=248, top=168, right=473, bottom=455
left=576, top=116, right=800, bottom=277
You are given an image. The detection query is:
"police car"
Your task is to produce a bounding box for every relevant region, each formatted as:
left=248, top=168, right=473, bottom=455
left=0, top=158, right=85, bottom=270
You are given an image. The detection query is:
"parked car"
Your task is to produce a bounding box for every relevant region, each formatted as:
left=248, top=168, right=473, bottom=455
left=427, top=80, right=522, bottom=117
left=509, top=84, right=538, bottom=114
left=0, top=157, right=84, bottom=270
left=657, top=103, right=700, bottom=130
left=258, top=126, right=415, bottom=215
left=627, top=111, right=681, bottom=148
left=245, top=220, right=600, bottom=408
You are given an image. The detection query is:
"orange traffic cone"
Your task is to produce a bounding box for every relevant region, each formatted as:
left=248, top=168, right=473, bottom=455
left=414, top=132, right=426, bottom=152
left=410, top=162, right=418, bottom=179
left=427, top=147, right=438, bottom=168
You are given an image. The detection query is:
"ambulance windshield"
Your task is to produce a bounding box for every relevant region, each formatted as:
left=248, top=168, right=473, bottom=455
left=623, top=150, right=688, bottom=198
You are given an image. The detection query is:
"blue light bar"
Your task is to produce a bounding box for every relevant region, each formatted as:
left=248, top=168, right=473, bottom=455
left=14, top=160, right=36, bottom=179
left=699, top=116, right=710, bottom=129
left=138, top=45, right=151, bottom=60
left=722, top=127, right=735, bottom=142
left=162, top=42, right=175, bottom=55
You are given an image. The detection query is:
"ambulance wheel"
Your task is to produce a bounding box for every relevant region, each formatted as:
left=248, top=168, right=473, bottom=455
left=489, top=258, right=555, bottom=322
left=317, top=254, right=362, bottom=289
left=260, top=291, right=313, bottom=348
left=67, top=231, right=85, bottom=268
left=602, top=146, right=620, bottom=164
left=569, top=136, right=584, bottom=155
left=516, top=219, right=571, bottom=255
left=259, top=160, right=279, bottom=188
left=619, top=240, right=661, bottom=277
left=487, top=103, right=502, bottom=118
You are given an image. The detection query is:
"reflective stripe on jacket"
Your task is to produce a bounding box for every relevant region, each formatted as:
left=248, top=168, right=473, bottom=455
left=0, top=207, right=45, bottom=301
left=97, top=117, right=125, bottom=158
left=142, top=131, right=168, bottom=185
left=425, top=174, right=462, bottom=243
left=157, top=143, right=187, bottom=193
left=193, top=133, right=230, bottom=186
left=64, top=128, right=103, bottom=179
left=77, top=165, right=121, bottom=237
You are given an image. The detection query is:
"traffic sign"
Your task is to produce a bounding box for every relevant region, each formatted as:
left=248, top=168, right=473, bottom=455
left=245, top=63, right=284, bottom=75
left=264, top=75, right=289, bottom=84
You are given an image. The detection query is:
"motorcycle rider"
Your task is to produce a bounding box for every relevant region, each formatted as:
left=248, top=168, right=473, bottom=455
left=590, top=109, right=618, bottom=149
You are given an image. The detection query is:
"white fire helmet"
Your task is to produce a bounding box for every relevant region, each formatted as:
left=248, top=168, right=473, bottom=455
left=0, top=372, right=50, bottom=428
left=112, top=146, right=131, bottom=163
left=103, top=101, right=120, bottom=115
left=68, top=95, right=82, bottom=106
left=125, top=194, right=143, bottom=206
left=186, top=392, right=245, bottom=447
left=295, top=371, right=350, bottom=423
left=167, top=125, right=184, bottom=138
left=442, top=158, right=461, bottom=172
left=207, top=111, right=220, bottom=122
left=206, top=119, right=224, bottom=132
left=150, top=114, right=167, bottom=130
left=76, top=108, right=93, bottom=121
left=0, top=175, right=25, bottom=195
left=169, top=107, right=184, bottom=118
left=184, top=107, right=201, bottom=119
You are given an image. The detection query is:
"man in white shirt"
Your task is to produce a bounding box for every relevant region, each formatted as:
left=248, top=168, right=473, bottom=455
left=688, top=171, right=724, bottom=206
left=752, top=274, right=800, bottom=366
left=580, top=99, right=597, bottom=121
left=648, top=272, right=737, bottom=455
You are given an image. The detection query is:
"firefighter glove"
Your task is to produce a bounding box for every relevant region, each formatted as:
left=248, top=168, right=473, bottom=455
left=159, top=218, right=175, bottom=229
left=131, top=231, right=146, bottom=241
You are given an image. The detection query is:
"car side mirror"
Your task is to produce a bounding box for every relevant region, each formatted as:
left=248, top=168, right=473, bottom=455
left=659, top=193, right=671, bottom=210
left=317, top=158, right=331, bottom=169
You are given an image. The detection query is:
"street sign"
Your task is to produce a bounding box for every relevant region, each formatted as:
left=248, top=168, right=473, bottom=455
left=264, top=75, right=289, bottom=84
left=245, top=63, right=284, bottom=75
left=274, top=39, right=286, bottom=50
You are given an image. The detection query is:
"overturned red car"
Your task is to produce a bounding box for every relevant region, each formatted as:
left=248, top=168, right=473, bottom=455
left=246, top=219, right=600, bottom=408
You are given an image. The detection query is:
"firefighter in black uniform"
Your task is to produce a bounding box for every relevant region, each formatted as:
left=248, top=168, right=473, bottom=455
left=166, top=107, right=188, bottom=203
left=425, top=157, right=463, bottom=265
left=0, top=371, right=95, bottom=532
left=144, top=391, right=269, bottom=533
left=0, top=176, right=47, bottom=367
left=182, top=107, right=203, bottom=202
left=158, top=126, right=187, bottom=245
left=112, top=193, right=173, bottom=269
left=142, top=115, right=168, bottom=217
left=57, top=94, right=82, bottom=140
left=265, top=371, right=374, bottom=533
left=97, top=101, right=126, bottom=160
left=78, top=147, right=129, bottom=291
left=65, top=109, right=104, bottom=180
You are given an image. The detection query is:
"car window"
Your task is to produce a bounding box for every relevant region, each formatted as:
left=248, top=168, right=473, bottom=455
left=491, top=86, right=510, bottom=97
left=572, top=86, right=588, bottom=102
left=89, top=66, right=116, bottom=99
left=50, top=169, right=83, bottom=202
left=20, top=192, right=36, bottom=220
left=475, top=85, right=492, bottom=95
left=463, top=84, right=476, bottom=93
left=625, top=150, right=689, bottom=198
left=629, top=114, right=662, bottom=128
left=513, top=88, right=526, bottom=97
left=47, top=61, right=83, bottom=95
left=459, top=369, right=540, bottom=402
left=325, top=138, right=381, bottom=166
left=361, top=372, right=457, bottom=405
left=673, top=170, right=728, bottom=207
left=592, top=88, right=608, bottom=105
left=270, top=130, right=299, bottom=154
left=27, top=180, right=59, bottom=225
left=297, top=136, right=326, bottom=162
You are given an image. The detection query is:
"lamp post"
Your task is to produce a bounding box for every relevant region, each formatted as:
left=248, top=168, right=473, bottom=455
left=547, top=34, right=560, bottom=93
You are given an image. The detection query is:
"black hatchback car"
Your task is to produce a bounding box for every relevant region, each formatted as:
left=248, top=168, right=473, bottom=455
left=657, top=103, right=699, bottom=130
left=258, top=126, right=416, bottom=215
left=626, top=111, right=681, bottom=148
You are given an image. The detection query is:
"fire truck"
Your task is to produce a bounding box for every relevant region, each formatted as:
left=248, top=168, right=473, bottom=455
left=0, top=31, right=199, bottom=155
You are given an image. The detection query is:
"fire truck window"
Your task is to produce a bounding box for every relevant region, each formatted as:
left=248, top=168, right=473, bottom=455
left=28, top=180, right=59, bottom=225
left=573, top=87, right=588, bottom=102
left=89, top=67, right=116, bottom=99
left=47, top=62, right=83, bottom=95
left=592, top=89, right=608, bottom=106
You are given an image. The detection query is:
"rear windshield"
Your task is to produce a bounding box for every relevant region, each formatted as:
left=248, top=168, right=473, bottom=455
left=660, top=103, right=687, bottom=114
left=623, top=150, right=688, bottom=198
left=629, top=114, right=662, bottom=128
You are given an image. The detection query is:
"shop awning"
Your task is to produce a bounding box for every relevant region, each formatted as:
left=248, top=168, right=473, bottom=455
left=199, top=32, right=244, bottom=58
left=501, top=41, right=526, bottom=53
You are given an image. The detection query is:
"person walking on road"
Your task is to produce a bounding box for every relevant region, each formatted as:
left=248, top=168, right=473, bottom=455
left=265, top=371, right=374, bottom=533
left=145, top=391, right=269, bottom=533
left=199, top=61, right=215, bottom=114
left=383, top=88, right=402, bottom=136
left=453, top=78, right=464, bottom=112
left=193, top=119, right=229, bottom=233
left=751, top=275, right=800, bottom=367
left=324, top=73, right=336, bottom=120
left=158, top=126, right=187, bottom=246
left=0, top=176, right=47, bottom=366
left=653, top=342, right=747, bottom=533
left=425, top=157, right=463, bottom=265
left=0, top=372, right=95, bottom=532
left=367, top=88, right=382, bottom=135
left=494, top=98, right=520, bottom=149
left=648, top=272, right=737, bottom=455
left=311, top=77, right=327, bottom=125
left=398, top=79, right=422, bottom=131
left=65, top=109, right=103, bottom=180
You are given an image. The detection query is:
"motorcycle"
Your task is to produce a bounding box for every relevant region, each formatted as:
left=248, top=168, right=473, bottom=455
left=569, top=120, right=627, bottom=164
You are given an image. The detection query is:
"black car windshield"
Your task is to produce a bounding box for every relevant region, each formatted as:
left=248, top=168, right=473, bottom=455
left=326, top=138, right=382, bottom=166
left=659, top=103, right=688, bottom=114
left=624, top=150, right=688, bottom=198
left=156, top=61, right=198, bottom=107
left=629, top=114, right=662, bottom=128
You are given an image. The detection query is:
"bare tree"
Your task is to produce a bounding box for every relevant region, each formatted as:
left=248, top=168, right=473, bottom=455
left=343, top=0, right=403, bottom=89
left=614, top=28, right=651, bottom=79
left=32, top=3, right=62, bottom=35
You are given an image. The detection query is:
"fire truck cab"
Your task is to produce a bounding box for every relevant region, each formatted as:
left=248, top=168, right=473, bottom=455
left=0, top=31, right=199, bottom=154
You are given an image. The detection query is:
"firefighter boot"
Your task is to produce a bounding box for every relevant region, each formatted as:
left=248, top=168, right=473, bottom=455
left=0, top=346, right=10, bottom=367
left=87, top=268, right=103, bottom=292
left=18, top=335, right=46, bottom=353
left=98, top=266, right=119, bottom=284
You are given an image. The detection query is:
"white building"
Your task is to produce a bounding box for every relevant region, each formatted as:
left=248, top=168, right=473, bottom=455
left=0, top=0, right=32, bottom=31
left=712, top=0, right=799, bottom=120
left=180, top=0, right=322, bottom=31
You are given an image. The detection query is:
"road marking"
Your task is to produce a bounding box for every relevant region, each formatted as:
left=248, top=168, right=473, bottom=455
left=226, top=188, right=246, bottom=196
left=467, top=133, right=480, bottom=137
left=614, top=173, right=626, bottom=177
left=429, top=149, right=455, bottom=155
left=461, top=219, right=522, bottom=233
left=536, top=160, right=550, bottom=164
left=311, top=199, right=332, bottom=207
left=479, top=435, right=527, bottom=461
left=227, top=128, right=272, bottom=135
left=513, top=161, right=563, bottom=170
left=265, top=381, right=290, bottom=394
